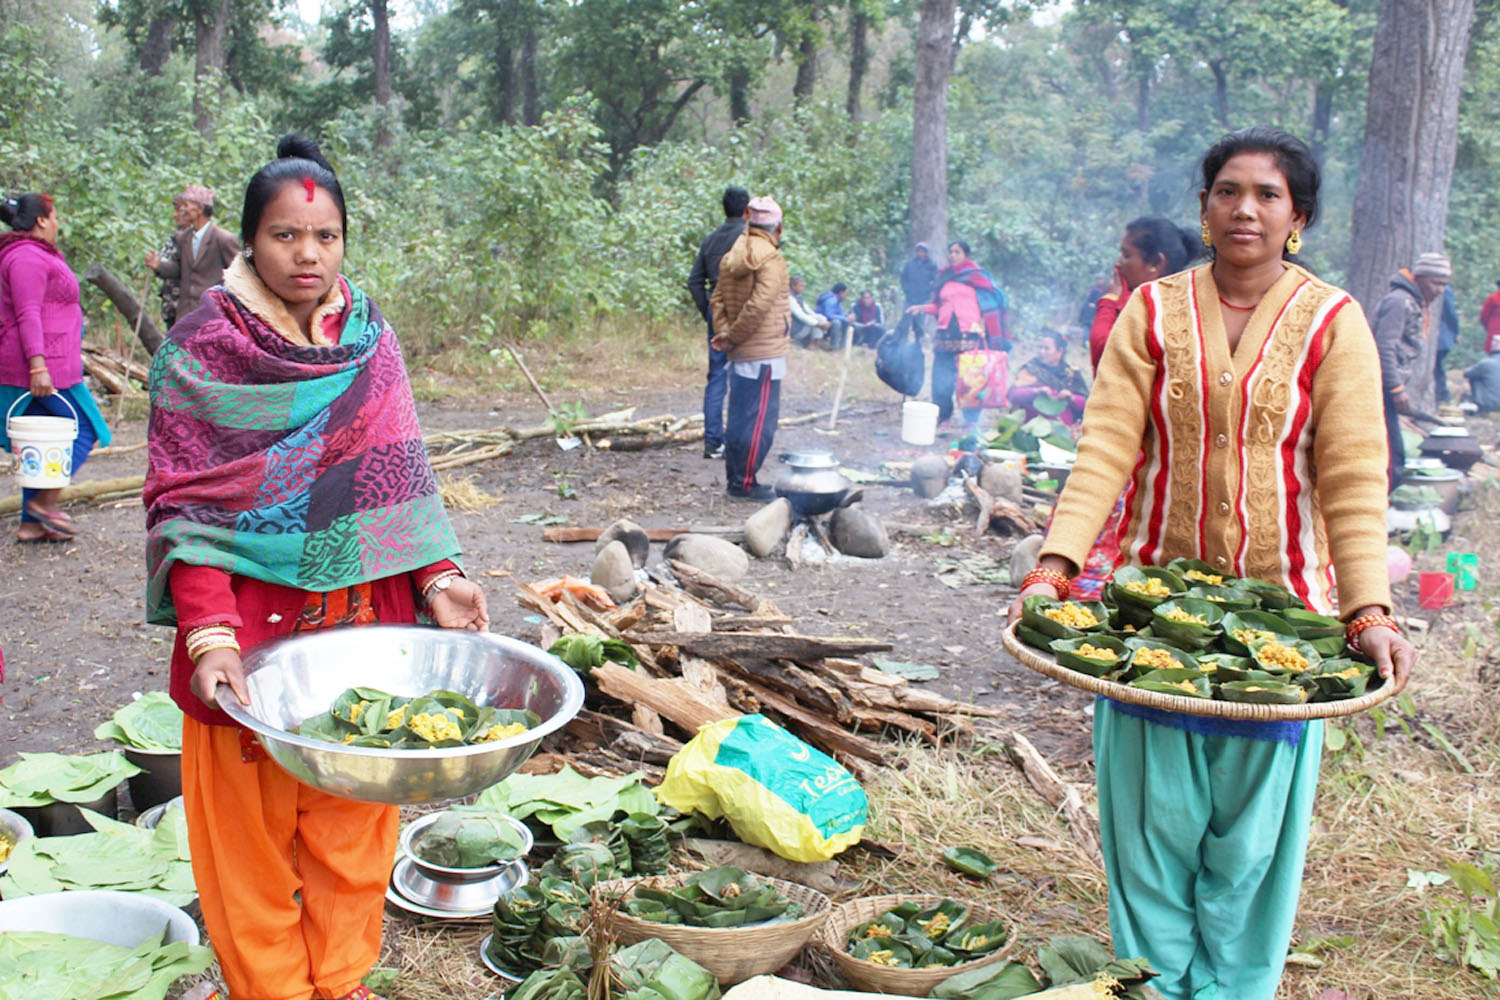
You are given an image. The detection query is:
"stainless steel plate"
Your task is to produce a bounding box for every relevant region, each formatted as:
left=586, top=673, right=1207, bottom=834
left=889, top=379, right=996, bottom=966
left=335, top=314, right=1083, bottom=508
left=389, top=855, right=529, bottom=917
left=400, top=810, right=533, bottom=881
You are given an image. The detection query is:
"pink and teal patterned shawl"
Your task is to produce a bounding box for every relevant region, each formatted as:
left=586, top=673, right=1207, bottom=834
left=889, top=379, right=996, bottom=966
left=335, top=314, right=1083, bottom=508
left=144, top=278, right=460, bottom=625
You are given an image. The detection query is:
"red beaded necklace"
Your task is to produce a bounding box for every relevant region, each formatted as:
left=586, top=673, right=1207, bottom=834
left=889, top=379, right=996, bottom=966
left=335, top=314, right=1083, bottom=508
left=1217, top=295, right=1257, bottom=312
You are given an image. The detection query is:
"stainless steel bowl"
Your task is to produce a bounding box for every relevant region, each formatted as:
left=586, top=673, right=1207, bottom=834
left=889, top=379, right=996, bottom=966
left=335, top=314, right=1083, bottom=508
left=134, top=795, right=185, bottom=830
left=220, top=627, right=585, bottom=805
left=391, top=856, right=529, bottom=916
left=0, top=808, right=34, bottom=876
left=400, top=810, right=534, bottom=880
left=0, top=889, right=198, bottom=946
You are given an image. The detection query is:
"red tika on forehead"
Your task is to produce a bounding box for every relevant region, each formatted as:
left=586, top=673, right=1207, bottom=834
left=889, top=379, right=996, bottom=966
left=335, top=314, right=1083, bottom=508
left=302, top=177, right=316, bottom=202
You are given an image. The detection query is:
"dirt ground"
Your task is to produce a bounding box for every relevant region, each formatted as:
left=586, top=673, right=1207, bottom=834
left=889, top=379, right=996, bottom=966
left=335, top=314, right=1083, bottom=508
left=0, top=345, right=1093, bottom=780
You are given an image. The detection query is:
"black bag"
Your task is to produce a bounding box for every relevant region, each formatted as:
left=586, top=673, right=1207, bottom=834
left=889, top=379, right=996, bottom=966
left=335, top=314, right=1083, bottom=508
left=875, top=321, right=925, bottom=397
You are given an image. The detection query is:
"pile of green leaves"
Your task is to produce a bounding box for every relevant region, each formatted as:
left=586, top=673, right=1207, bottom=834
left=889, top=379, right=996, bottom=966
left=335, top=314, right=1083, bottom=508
left=414, top=806, right=526, bottom=868
left=93, top=693, right=183, bottom=752
left=547, top=634, right=639, bottom=675
left=614, top=938, right=721, bottom=1000
left=932, top=935, right=1161, bottom=1000
left=0, top=928, right=213, bottom=1000
left=1424, top=862, right=1500, bottom=981
left=0, top=806, right=195, bottom=905
left=489, top=874, right=599, bottom=976
left=506, top=966, right=587, bottom=1000
left=0, top=752, right=141, bottom=808
left=622, top=866, right=799, bottom=928
left=846, top=899, right=1006, bottom=969
left=295, top=687, right=539, bottom=748
left=475, top=766, right=659, bottom=841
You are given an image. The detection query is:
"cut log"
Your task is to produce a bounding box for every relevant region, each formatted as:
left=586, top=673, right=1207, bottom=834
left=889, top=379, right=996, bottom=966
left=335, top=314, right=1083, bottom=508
left=84, top=264, right=164, bottom=354
left=0, top=474, right=145, bottom=515
left=964, top=476, right=995, bottom=537
left=667, top=559, right=776, bottom=613
left=680, top=838, right=846, bottom=893
left=630, top=631, right=893, bottom=660
left=590, top=662, right=737, bottom=736
left=541, top=526, right=741, bottom=543
left=1004, top=731, right=1102, bottom=863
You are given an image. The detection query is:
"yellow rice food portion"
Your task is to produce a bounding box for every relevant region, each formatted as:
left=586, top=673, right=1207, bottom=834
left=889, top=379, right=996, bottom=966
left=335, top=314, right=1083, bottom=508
left=1330, top=665, right=1363, bottom=680
left=918, top=912, right=952, bottom=936
left=1256, top=641, right=1310, bottom=673
left=385, top=707, right=406, bottom=730
left=1165, top=679, right=1199, bottom=695
left=409, top=713, right=464, bottom=743
left=1123, top=577, right=1172, bottom=597
left=1184, top=570, right=1224, bottom=585
left=474, top=721, right=529, bottom=743
left=1132, top=647, right=1178, bottom=670
left=1042, top=602, right=1100, bottom=628
left=0, top=838, right=13, bottom=864
left=1076, top=643, right=1118, bottom=662
left=346, top=700, right=370, bottom=723
left=1162, top=608, right=1208, bottom=625
left=862, top=924, right=893, bottom=939
left=1233, top=628, right=1278, bottom=645
left=867, top=950, right=900, bottom=966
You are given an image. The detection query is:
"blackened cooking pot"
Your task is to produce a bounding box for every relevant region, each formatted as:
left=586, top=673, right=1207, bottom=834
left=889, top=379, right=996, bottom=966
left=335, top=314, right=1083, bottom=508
left=774, top=450, right=853, bottom=517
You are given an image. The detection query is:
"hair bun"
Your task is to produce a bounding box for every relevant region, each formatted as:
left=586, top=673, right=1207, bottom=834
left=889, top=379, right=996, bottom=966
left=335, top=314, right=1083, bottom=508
left=0, top=198, right=15, bottom=227
left=275, top=133, right=335, bottom=175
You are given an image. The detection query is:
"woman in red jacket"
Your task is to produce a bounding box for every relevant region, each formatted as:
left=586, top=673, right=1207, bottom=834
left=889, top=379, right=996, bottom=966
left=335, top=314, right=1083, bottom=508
left=145, top=134, right=488, bottom=1000
left=1089, top=217, right=1200, bottom=372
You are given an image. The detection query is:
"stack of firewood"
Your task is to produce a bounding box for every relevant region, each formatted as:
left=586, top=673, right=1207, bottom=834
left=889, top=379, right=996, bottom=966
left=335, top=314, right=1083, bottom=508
left=516, top=560, right=1006, bottom=783
left=82, top=344, right=150, bottom=396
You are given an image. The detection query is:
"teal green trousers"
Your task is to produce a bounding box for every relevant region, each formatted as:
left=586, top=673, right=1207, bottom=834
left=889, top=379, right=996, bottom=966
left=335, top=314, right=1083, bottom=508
left=1094, top=699, right=1323, bottom=1000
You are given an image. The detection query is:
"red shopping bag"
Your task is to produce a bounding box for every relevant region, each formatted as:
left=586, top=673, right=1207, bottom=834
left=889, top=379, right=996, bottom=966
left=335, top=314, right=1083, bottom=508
left=955, top=335, right=1009, bottom=409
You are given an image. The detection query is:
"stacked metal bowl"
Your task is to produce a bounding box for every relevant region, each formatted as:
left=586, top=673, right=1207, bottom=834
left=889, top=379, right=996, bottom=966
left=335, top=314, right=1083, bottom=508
left=387, top=811, right=533, bottom=920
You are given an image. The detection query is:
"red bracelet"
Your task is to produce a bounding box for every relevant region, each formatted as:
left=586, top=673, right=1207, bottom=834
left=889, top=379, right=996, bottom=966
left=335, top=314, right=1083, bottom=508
left=1345, top=613, right=1400, bottom=651
left=1021, top=567, right=1071, bottom=600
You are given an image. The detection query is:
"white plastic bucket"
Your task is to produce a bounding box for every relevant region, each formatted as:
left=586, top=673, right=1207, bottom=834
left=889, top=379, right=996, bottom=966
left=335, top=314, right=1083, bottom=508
left=6, top=392, right=78, bottom=488
left=901, top=400, right=940, bottom=446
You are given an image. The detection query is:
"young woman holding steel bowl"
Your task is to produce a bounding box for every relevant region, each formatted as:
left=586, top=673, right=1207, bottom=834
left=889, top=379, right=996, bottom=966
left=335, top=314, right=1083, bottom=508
left=1008, top=127, right=1415, bottom=1000
left=144, top=134, right=488, bottom=1000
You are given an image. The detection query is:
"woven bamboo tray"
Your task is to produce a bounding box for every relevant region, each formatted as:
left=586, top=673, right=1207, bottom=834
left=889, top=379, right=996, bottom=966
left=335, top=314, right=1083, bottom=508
left=595, top=874, right=832, bottom=985
left=1002, top=621, right=1406, bottom=721
left=819, top=894, right=1016, bottom=995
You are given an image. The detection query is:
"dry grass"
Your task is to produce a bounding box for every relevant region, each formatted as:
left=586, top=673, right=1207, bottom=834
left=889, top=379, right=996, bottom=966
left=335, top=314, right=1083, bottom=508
left=438, top=472, right=503, bottom=512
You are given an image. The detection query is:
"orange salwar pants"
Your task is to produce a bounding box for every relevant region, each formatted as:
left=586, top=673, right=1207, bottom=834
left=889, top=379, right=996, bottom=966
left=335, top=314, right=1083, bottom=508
left=182, top=716, right=399, bottom=1000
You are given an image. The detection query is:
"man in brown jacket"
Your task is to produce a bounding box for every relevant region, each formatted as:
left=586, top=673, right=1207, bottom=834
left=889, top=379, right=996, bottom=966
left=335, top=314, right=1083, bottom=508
left=145, top=184, right=241, bottom=321
left=710, top=195, right=790, bottom=500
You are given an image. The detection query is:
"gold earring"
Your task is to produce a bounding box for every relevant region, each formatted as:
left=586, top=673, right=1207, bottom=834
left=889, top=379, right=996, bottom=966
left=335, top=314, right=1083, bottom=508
left=1201, top=220, right=1212, bottom=247
left=1285, top=230, right=1302, bottom=255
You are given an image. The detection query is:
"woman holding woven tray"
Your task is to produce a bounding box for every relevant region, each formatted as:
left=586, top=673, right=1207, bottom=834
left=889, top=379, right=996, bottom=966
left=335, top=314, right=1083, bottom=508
left=1008, top=127, right=1415, bottom=1000
left=145, top=134, right=489, bottom=1000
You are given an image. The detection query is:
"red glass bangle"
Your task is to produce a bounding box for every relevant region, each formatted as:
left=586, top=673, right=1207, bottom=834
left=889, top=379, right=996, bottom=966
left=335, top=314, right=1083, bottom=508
left=1345, top=613, right=1400, bottom=651
left=1021, top=567, right=1071, bottom=600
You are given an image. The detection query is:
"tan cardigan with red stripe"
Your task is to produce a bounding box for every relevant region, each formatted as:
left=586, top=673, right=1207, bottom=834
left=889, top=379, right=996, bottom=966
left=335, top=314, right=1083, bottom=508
left=1041, top=262, right=1392, bottom=617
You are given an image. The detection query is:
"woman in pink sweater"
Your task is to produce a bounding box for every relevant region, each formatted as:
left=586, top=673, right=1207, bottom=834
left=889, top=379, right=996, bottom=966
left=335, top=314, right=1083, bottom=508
left=0, top=193, right=112, bottom=542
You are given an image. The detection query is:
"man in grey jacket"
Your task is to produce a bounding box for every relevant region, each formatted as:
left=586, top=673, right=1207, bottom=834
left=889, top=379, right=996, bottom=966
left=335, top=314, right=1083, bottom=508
left=1372, top=251, right=1450, bottom=489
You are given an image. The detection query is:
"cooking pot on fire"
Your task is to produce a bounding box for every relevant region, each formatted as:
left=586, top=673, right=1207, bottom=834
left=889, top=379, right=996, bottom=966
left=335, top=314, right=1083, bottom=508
left=774, top=450, right=853, bottom=517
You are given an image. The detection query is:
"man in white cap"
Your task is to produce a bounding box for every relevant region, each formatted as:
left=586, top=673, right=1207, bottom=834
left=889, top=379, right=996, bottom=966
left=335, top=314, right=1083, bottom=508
left=145, top=184, right=241, bottom=322
left=710, top=195, right=790, bottom=501
left=1372, top=251, right=1451, bottom=488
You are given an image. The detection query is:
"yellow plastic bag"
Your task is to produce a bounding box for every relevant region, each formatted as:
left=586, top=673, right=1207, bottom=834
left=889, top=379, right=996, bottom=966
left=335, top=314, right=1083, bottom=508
left=656, top=714, right=866, bottom=862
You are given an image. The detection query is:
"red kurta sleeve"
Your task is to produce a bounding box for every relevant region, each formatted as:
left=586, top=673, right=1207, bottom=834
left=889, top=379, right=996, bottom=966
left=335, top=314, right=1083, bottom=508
left=1089, top=290, right=1129, bottom=374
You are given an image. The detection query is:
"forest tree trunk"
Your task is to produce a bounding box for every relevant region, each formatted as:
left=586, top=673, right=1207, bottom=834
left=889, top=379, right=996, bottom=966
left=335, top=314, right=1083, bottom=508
left=1346, top=0, right=1476, bottom=312
left=847, top=7, right=868, bottom=122
left=192, top=0, right=234, bottom=134
left=909, top=0, right=955, bottom=254
left=729, top=62, right=751, bottom=124
left=371, top=0, right=392, bottom=149
left=793, top=28, right=818, bottom=103
left=495, top=0, right=517, bottom=124
left=140, top=9, right=173, bottom=76
left=521, top=24, right=540, bottom=125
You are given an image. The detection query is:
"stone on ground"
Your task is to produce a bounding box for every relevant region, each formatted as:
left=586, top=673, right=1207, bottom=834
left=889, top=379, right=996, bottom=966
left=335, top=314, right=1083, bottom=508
left=829, top=505, right=889, bottom=558
left=591, top=540, right=639, bottom=603
left=979, top=462, right=1024, bottom=505
left=910, top=455, right=950, bottom=498
left=743, top=498, right=793, bottom=558
left=664, top=533, right=750, bottom=582
left=1009, top=533, right=1044, bottom=583
left=595, top=518, right=650, bottom=569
